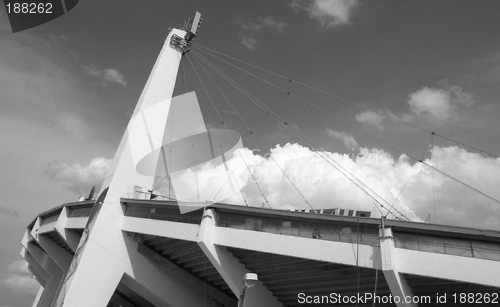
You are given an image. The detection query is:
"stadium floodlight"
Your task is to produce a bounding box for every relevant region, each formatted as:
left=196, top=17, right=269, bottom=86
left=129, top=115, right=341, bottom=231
left=238, top=273, right=258, bottom=307
left=243, top=273, right=258, bottom=288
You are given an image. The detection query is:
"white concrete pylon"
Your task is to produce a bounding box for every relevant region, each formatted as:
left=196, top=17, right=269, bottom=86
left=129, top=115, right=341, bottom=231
left=53, top=27, right=212, bottom=307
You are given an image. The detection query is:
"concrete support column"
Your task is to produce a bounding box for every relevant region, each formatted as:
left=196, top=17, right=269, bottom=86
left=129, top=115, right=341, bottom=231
left=379, top=226, right=417, bottom=307
left=21, top=248, right=49, bottom=287
left=32, top=286, right=44, bottom=307
left=197, top=208, right=283, bottom=307
left=61, top=229, right=82, bottom=253
left=38, top=235, right=73, bottom=271
left=56, top=207, right=82, bottom=252
left=26, top=243, right=64, bottom=307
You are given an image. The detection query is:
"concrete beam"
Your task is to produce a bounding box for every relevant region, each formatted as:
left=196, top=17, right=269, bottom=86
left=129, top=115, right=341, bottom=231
left=122, top=216, right=199, bottom=242
left=60, top=228, right=82, bottom=253
left=379, top=227, right=417, bottom=307
left=197, top=208, right=283, bottom=307
left=55, top=207, right=85, bottom=252
left=213, top=223, right=381, bottom=270
left=37, top=234, right=73, bottom=271
left=26, top=242, right=64, bottom=307
left=21, top=248, right=49, bottom=287
left=32, top=287, right=44, bottom=307
left=395, top=248, right=500, bottom=288
left=30, top=217, right=42, bottom=242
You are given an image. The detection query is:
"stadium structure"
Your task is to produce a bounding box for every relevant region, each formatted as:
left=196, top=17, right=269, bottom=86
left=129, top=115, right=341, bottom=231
left=21, top=12, right=500, bottom=307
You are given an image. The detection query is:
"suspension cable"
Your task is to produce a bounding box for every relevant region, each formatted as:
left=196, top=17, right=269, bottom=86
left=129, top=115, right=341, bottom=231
left=386, top=133, right=434, bottom=217
left=194, top=49, right=410, bottom=219
left=431, top=133, right=436, bottom=223
left=185, top=54, right=258, bottom=207
left=192, top=46, right=500, bottom=209
left=190, top=52, right=315, bottom=210
left=192, top=49, right=410, bottom=220
left=192, top=43, right=498, bottom=159
left=194, top=44, right=427, bottom=159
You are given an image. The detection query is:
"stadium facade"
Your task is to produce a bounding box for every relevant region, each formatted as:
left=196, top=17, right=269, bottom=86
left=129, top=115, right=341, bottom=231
left=21, top=12, right=500, bottom=307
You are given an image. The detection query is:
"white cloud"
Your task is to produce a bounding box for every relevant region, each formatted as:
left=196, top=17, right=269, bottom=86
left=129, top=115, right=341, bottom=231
left=408, top=87, right=451, bottom=120
left=226, top=144, right=418, bottom=220
left=407, top=84, right=474, bottom=123
left=1, top=260, right=39, bottom=295
left=83, top=64, right=126, bottom=86
left=203, top=143, right=500, bottom=230
left=325, top=128, right=358, bottom=149
left=241, top=37, right=258, bottom=50
left=291, top=0, right=360, bottom=29
left=355, top=110, right=384, bottom=129
left=236, top=16, right=288, bottom=32
left=405, top=146, right=500, bottom=228
left=43, top=157, right=112, bottom=195
left=260, top=16, right=288, bottom=32
left=356, top=83, right=474, bottom=129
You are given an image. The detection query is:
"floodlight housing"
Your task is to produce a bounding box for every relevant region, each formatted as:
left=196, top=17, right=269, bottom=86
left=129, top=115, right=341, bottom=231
left=243, top=273, right=258, bottom=288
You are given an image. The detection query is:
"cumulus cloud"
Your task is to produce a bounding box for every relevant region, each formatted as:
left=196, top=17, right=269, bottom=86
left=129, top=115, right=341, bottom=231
left=43, top=157, right=112, bottom=195
left=325, top=128, right=358, bottom=149
left=83, top=64, right=126, bottom=86
left=241, top=37, right=258, bottom=50
left=355, top=110, right=384, bottom=129
left=224, top=144, right=418, bottom=220
left=407, top=84, right=474, bottom=123
left=1, top=260, right=39, bottom=295
left=405, top=146, right=500, bottom=228
left=236, top=16, right=288, bottom=32
left=191, top=143, right=500, bottom=230
left=291, top=0, right=360, bottom=29
left=355, top=83, right=474, bottom=129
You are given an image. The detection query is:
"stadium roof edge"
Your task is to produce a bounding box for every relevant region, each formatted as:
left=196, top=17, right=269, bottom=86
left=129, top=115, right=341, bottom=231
left=26, top=199, right=95, bottom=229
left=120, top=198, right=500, bottom=242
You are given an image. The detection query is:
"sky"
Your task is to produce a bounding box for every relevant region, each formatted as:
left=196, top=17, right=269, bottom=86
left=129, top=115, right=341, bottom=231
left=2, top=0, right=500, bottom=305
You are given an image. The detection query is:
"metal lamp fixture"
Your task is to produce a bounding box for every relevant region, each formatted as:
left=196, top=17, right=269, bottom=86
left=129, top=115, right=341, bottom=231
left=238, top=273, right=258, bottom=307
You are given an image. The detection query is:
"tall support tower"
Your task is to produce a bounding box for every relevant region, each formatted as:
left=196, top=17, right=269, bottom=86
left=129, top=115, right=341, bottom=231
left=53, top=13, right=211, bottom=307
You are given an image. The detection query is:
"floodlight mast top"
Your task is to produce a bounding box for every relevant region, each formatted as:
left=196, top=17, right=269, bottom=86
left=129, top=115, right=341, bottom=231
left=183, top=11, right=203, bottom=41
left=170, top=11, right=202, bottom=54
